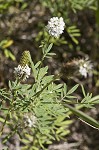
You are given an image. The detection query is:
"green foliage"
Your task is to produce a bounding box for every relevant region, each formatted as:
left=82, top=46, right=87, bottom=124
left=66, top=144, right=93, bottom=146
left=0, top=0, right=28, bottom=13
left=69, top=0, right=96, bottom=12
left=0, top=39, right=15, bottom=60
left=67, top=26, right=81, bottom=44
left=39, top=0, right=96, bottom=13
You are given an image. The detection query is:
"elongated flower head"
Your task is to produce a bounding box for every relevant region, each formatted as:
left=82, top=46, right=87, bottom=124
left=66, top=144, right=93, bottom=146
left=20, top=50, right=31, bottom=66
left=46, top=17, right=65, bottom=38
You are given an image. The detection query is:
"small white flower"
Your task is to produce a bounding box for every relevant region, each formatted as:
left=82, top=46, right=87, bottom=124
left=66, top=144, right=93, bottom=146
left=14, top=64, right=31, bottom=80
left=79, top=66, right=87, bottom=78
left=24, top=114, right=37, bottom=128
left=46, top=17, right=65, bottom=38
left=23, top=64, right=31, bottom=80
left=14, top=65, right=24, bottom=77
left=77, top=58, right=93, bottom=78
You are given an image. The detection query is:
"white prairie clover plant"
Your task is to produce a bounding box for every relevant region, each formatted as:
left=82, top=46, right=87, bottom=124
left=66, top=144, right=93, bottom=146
left=46, top=17, right=65, bottom=38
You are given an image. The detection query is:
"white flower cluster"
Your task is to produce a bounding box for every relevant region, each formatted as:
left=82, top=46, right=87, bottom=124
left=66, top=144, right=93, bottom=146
left=46, top=17, right=65, bottom=38
left=77, top=59, right=93, bottom=78
left=24, top=114, right=37, bottom=128
left=14, top=64, right=31, bottom=81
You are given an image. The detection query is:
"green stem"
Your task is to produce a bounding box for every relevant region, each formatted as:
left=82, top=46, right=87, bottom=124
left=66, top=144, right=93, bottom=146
left=96, top=0, right=99, bottom=27
left=29, top=55, right=37, bottom=82
left=36, top=35, right=51, bottom=80
left=3, top=124, right=19, bottom=143
left=64, top=103, right=99, bottom=129
left=0, top=108, right=11, bottom=136
left=0, top=86, right=17, bottom=136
